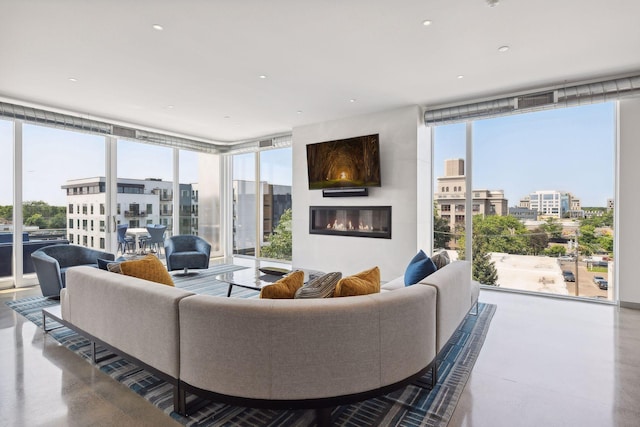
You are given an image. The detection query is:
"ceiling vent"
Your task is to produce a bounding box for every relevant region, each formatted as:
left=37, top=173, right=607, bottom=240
left=425, top=74, right=640, bottom=126
left=111, top=125, right=136, bottom=139
left=259, top=139, right=273, bottom=148
left=515, top=91, right=556, bottom=110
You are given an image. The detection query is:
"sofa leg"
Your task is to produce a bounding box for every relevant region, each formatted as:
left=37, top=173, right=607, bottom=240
left=470, top=300, right=479, bottom=316
left=431, top=360, right=438, bottom=388
left=174, top=385, right=187, bottom=416
left=183, top=267, right=188, bottom=275
left=315, top=407, right=333, bottom=427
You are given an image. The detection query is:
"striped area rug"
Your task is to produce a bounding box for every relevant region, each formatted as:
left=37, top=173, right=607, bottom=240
left=6, top=268, right=496, bottom=427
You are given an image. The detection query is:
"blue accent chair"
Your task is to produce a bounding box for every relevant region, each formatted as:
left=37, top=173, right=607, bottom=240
left=31, top=244, right=115, bottom=298
left=164, top=235, right=211, bottom=275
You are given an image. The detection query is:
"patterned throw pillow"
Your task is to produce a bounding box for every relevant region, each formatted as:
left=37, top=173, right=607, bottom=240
left=334, top=266, right=380, bottom=297
left=431, top=250, right=450, bottom=270
left=294, top=272, right=342, bottom=299
left=118, top=254, right=175, bottom=287
left=260, top=270, right=305, bottom=299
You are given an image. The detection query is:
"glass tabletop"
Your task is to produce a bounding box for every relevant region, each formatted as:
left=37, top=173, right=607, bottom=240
left=216, top=267, right=323, bottom=290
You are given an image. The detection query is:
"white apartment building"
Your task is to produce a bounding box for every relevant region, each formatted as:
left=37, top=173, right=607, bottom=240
left=527, top=190, right=572, bottom=219
left=62, top=177, right=196, bottom=250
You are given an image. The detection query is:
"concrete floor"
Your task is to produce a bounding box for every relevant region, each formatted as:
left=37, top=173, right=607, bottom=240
left=1, top=285, right=640, bottom=426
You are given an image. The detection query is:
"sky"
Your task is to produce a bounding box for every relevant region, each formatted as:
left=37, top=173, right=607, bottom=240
left=2, top=102, right=614, bottom=207
left=433, top=102, right=615, bottom=207
left=0, top=121, right=291, bottom=206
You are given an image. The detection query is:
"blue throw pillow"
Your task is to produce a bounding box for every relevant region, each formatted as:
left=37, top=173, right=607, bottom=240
left=97, top=258, right=123, bottom=270
left=404, top=250, right=437, bottom=286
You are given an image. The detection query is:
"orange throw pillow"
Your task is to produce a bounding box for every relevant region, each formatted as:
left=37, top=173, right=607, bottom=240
left=334, top=266, right=380, bottom=297
left=119, top=254, right=174, bottom=287
left=260, top=270, right=305, bottom=299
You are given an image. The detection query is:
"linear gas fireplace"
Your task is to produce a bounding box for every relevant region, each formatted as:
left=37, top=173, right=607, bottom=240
left=309, top=206, right=391, bottom=239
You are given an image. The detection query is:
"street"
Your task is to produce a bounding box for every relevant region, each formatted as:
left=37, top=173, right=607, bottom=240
left=558, top=260, right=609, bottom=299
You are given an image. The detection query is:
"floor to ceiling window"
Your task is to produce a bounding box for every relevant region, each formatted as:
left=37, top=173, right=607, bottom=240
left=259, top=148, right=292, bottom=261
left=433, top=102, right=616, bottom=301
left=232, top=153, right=256, bottom=256
left=232, top=147, right=292, bottom=261
left=117, top=140, right=173, bottom=232
left=179, top=149, right=223, bottom=257
left=0, top=119, right=13, bottom=286
left=23, top=124, right=105, bottom=250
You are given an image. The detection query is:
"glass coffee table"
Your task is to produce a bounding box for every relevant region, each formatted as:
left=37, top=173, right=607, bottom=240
left=217, top=267, right=324, bottom=297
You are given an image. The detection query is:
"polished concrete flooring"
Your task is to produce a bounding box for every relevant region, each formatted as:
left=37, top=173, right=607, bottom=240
left=2, top=285, right=640, bottom=426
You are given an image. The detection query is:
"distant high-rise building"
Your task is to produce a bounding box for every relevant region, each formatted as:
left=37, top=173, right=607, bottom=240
left=526, top=190, right=580, bottom=219
left=434, top=159, right=508, bottom=248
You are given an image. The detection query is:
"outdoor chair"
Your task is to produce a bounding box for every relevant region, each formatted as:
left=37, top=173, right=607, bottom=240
left=146, top=224, right=167, bottom=255
left=117, top=224, right=135, bottom=254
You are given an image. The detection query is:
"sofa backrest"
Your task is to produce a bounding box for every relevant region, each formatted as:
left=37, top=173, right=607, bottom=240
left=62, top=267, right=194, bottom=379
left=418, top=260, right=473, bottom=352
left=178, top=284, right=437, bottom=401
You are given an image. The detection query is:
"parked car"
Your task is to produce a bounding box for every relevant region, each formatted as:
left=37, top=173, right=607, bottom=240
left=558, top=255, right=575, bottom=262
left=593, top=276, right=605, bottom=285
left=598, top=280, right=609, bottom=290
left=562, top=270, right=576, bottom=282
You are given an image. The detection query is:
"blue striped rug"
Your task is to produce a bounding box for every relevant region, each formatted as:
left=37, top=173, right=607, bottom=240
left=6, top=268, right=495, bottom=427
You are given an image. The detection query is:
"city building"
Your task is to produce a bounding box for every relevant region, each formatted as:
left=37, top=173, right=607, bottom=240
left=435, top=159, right=508, bottom=245
left=526, top=190, right=573, bottom=219
left=62, top=177, right=197, bottom=249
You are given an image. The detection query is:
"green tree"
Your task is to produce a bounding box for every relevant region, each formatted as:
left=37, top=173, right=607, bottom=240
left=528, top=227, right=549, bottom=255
left=24, top=213, right=46, bottom=228
left=48, top=212, right=67, bottom=229
left=472, top=215, right=528, bottom=254
left=540, top=217, right=563, bottom=239
left=261, top=208, right=292, bottom=261
left=433, top=205, right=451, bottom=249
left=543, top=245, right=566, bottom=257
left=457, top=225, right=499, bottom=286
left=0, top=205, right=12, bottom=221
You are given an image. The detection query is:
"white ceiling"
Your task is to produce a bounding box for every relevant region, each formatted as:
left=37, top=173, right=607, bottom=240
left=1, top=0, right=639, bottom=144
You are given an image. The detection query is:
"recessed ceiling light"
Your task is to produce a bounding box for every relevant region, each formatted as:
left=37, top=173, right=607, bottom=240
left=259, top=75, right=267, bottom=79
left=457, top=75, right=464, bottom=79
left=349, top=99, right=356, bottom=103
left=166, top=105, right=174, bottom=109
left=152, top=24, right=164, bottom=31
left=498, top=45, right=510, bottom=52
left=486, top=0, right=499, bottom=7
left=68, top=77, right=77, bottom=82
left=296, top=110, right=303, bottom=114
left=223, top=115, right=231, bottom=119
left=422, top=20, right=432, bottom=26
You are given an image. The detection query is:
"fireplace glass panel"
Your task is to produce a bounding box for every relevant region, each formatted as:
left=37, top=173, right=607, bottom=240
left=309, top=206, right=391, bottom=239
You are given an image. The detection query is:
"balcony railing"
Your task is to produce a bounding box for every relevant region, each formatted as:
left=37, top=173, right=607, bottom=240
left=124, top=211, right=147, bottom=218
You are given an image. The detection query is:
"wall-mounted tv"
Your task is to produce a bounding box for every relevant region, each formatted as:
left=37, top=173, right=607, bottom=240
left=306, top=134, right=381, bottom=190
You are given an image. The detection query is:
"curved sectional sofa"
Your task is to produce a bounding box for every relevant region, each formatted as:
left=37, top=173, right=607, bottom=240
left=50, top=260, right=478, bottom=426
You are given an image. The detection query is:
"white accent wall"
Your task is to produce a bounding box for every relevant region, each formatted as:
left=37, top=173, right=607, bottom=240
left=618, top=97, right=640, bottom=307
left=292, top=105, right=429, bottom=281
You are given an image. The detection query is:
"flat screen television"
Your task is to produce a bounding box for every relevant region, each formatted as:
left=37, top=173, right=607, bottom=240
left=306, top=134, right=381, bottom=190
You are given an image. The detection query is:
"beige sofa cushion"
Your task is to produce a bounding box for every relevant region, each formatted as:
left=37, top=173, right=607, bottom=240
left=62, top=266, right=194, bottom=378
left=178, top=284, right=437, bottom=401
